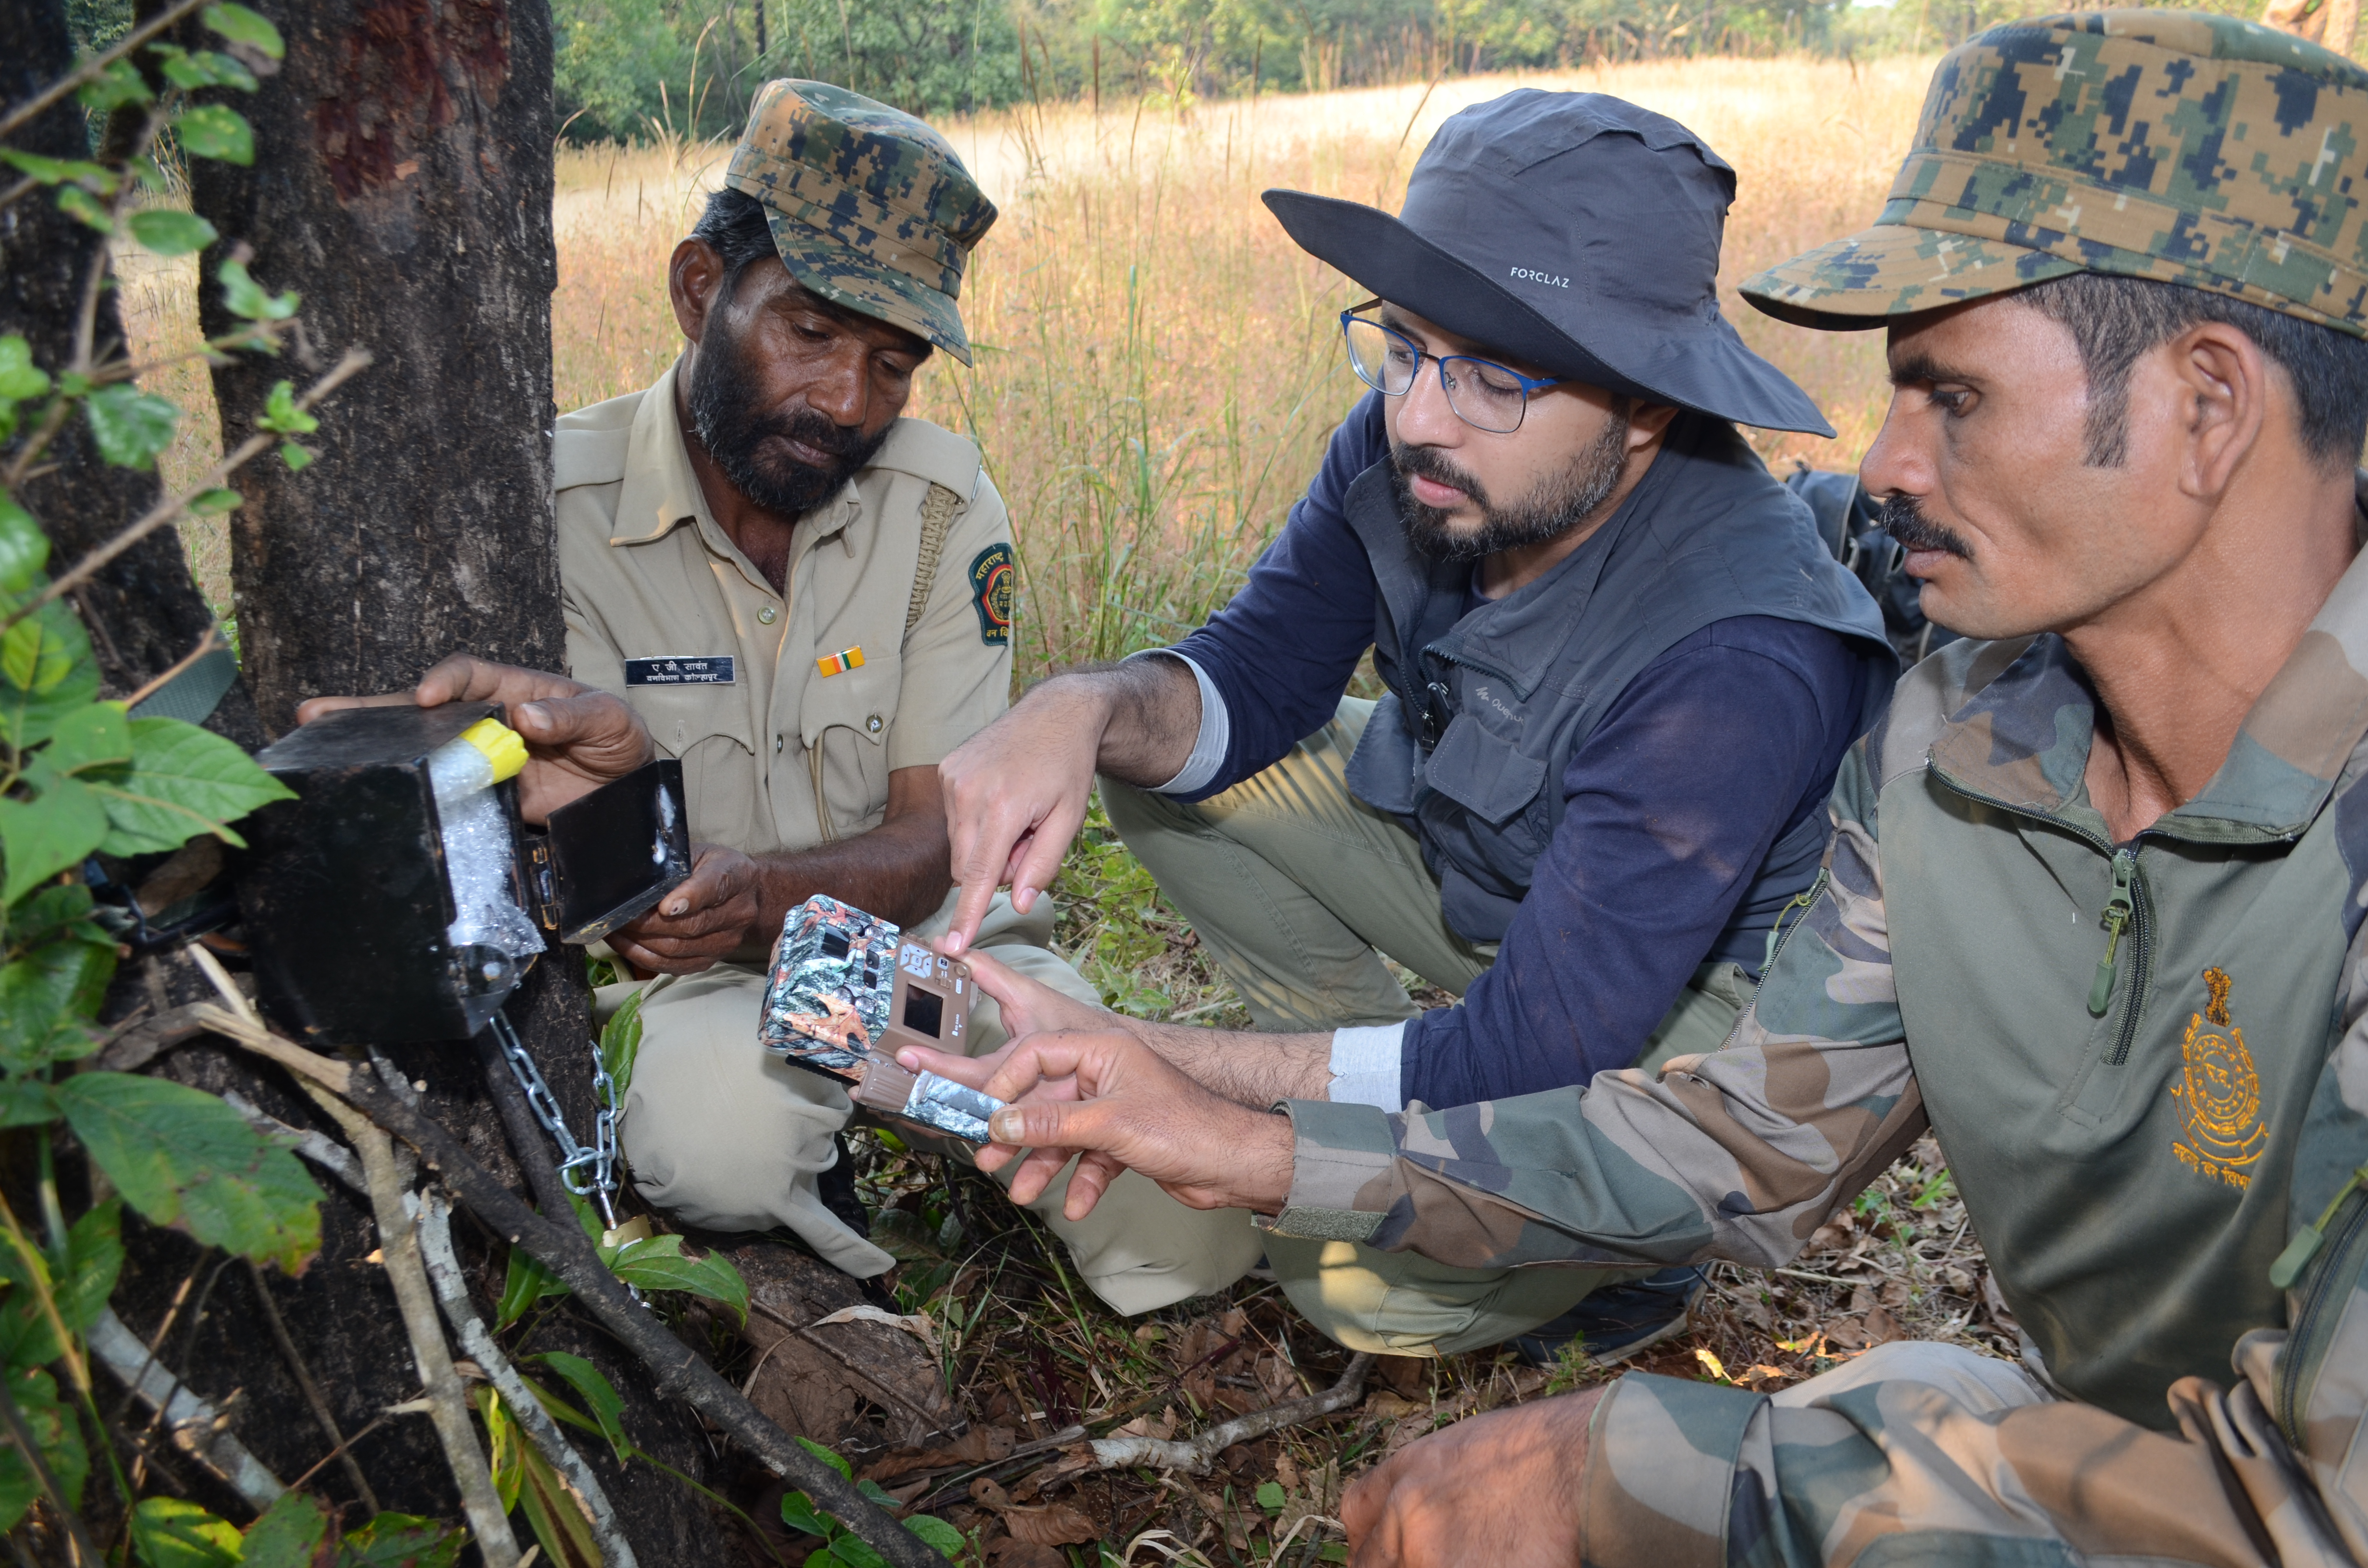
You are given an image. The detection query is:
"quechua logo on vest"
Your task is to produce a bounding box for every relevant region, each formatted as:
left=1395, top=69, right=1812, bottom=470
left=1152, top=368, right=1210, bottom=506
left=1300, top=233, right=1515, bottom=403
left=969, top=544, right=1014, bottom=646
left=2171, top=967, right=2267, bottom=1189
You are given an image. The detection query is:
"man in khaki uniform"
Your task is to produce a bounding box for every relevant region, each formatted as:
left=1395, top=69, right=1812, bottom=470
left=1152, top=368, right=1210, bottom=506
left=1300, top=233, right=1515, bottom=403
left=313, top=80, right=1258, bottom=1310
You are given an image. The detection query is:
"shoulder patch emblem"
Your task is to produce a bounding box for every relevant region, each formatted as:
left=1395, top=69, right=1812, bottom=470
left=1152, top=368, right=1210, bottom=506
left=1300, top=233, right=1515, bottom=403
left=968, top=544, right=1014, bottom=647
left=2171, top=967, right=2266, bottom=1190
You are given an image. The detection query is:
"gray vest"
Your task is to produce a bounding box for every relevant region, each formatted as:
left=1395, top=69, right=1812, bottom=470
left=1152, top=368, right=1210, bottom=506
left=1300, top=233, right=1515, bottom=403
left=1341, top=415, right=1894, bottom=943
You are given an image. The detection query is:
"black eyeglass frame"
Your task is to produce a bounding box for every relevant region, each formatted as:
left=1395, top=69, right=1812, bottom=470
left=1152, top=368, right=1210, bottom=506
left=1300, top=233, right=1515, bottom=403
left=1337, top=301, right=1563, bottom=434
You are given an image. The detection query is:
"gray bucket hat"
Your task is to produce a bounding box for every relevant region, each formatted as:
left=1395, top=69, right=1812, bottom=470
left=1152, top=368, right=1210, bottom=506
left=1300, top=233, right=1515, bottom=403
left=1263, top=91, right=1834, bottom=436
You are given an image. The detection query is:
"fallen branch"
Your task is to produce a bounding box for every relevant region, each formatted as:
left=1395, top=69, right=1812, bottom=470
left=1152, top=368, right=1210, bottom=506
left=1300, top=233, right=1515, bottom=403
left=1088, top=1355, right=1375, bottom=1475
left=192, top=1003, right=948, bottom=1568
left=297, top=1081, right=521, bottom=1568
left=86, top=1310, right=284, bottom=1509
left=415, top=1191, right=640, bottom=1568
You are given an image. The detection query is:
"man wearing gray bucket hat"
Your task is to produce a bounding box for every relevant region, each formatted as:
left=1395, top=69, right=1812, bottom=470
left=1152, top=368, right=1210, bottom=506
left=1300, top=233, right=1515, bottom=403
left=932, top=90, right=1894, bottom=1360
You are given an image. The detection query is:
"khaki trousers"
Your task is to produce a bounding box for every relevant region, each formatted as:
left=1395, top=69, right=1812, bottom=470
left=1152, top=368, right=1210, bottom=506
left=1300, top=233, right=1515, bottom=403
left=608, top=888, right=1261, bottom=1313
left=1105, top=697, right=1748, bottom=1355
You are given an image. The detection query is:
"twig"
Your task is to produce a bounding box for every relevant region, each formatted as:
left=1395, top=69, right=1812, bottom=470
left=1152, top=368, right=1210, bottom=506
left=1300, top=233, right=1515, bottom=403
left=0, top=1367, right=105, bottom=1566
left=1088, top=1354, right=1375, bottom=1474
left=284, top=1413, right=391, bottom=1494
left=0, top=348, right=371, bottom=629
left=745, top=1299, right=963, bottom=1444
left=245, top=1260, right=381, bottom=1515
left=193, top=1003, right=950, bottom=1568
left=122, top=626, right=224, bottom=709
left=415, top=1189, right=640, bottom=1568
left=85, top=1309, right=283, bottom=1508
left=0, top=0, right=210, bottom=141
left=295, top=1080, right=521, bottom=1568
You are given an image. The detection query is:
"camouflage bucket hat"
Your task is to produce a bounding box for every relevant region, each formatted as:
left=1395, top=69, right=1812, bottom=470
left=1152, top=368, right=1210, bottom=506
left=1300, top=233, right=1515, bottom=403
left=724, top=80, right=999, bottom=363
left=1742, top=9, right=2368, bottom=335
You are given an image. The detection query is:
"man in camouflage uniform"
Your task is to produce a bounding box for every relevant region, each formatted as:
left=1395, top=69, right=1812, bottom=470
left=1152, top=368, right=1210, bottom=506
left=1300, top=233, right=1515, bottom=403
left=910, top=12, right=2368, bottom=1562
left=303, top=81, right=1258, bottom=1311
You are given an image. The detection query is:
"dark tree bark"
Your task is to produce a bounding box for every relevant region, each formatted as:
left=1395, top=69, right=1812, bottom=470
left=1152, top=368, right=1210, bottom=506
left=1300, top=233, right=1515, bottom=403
left=0, top=0, right=264, bottom=749
left=106, top=2, right=734, bottom=1559
left=188, top=0, right=565, bottom=735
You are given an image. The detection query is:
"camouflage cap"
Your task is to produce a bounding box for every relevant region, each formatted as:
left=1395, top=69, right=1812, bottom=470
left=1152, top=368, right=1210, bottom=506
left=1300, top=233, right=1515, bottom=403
left=1741, top=10, right=2368, bottom=335
left=724, top=80, right=999, bottom=363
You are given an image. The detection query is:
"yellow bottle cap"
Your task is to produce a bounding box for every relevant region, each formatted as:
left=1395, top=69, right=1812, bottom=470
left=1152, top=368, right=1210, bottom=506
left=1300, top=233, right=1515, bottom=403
left=460, top=717, right=528, bottom=784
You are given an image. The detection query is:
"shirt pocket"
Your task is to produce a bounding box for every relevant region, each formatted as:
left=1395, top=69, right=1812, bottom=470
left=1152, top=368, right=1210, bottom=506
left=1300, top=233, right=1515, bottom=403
left=629, top=685, right=758, bottom=845
left=798, top=650, right=901, bottom=840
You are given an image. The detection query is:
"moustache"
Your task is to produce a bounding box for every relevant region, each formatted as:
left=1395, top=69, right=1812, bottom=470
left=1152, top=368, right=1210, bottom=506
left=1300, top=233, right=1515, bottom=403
left=1391, top=441, right=1492, bottom=511
left=756, top=407, right=873, bottom=461
left=1880, top=496, right=1973, bottom=560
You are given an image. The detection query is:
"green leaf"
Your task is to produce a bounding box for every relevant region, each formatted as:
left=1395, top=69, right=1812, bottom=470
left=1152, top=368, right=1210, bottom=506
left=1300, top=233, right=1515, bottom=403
left=204, top=2, right=286, bottom=58
left=905, top=1517, right=966, bottom=1555
left=2, top=610, right=78, bottom=695
left=126, top=209, right=220, bottom=258
left=599, top=987, right=642, bottom=1099
left=76, top=59, right=154, bottom=113
left=0, top=1081, right=55, bottom=1129
left=828, top=1535, right=888, bottom=1568
left=88, top=715, right=296, bottom=856
left=605, top=1233, right=748, bottom=1324
left=52, top=1070, right=321, bottom=1271
left=44, top=702, right=132, bottom=775
left=0, top=936, right=114, bottom=1070
left=187, top=487, right=242, bottom=516
left=780, top=1492, right=828, bottom=1537
left=855, top=1478, right=897, bottom=1506
left=172, top=104, right=254, bottom=165
left=0, top=1369, right=83, bottom=1532
left=336, top=1513, right=468, bottom=1568
left=0, top=608, right=99, bottom=753
left=797, top=1435, right=855, bottom=1481
left=0, top=769, right=109, bottom=904
left=475, top=1385, right=523, bottom=1512
left=280, top=441, right=314, bottom=471
left=1256, top=1480, right=1286, bottom=1513
left=258, top=379, right=319, bottom=435
left=0, top=149, right=115, bottom=191
left=217, top=258, right=298, bottom=322
left=85, top=384, right=181, bottom=470
left=53, top=185, right=112, bottom=233
left=496, top=1240, right=567, bottom=1330
left=153, top=45, right=258, bottom=93
left=528, top=1350, right=630, bottom=1458
left=131, top=1497, right=242, bottom=1568
left=8, top=879, right=99, bottom=945
left=0, top=496, right=51, bottom=594
left=240, top=1490, right=335, bottom=1568
left=0, top=339, right=50, bottom=419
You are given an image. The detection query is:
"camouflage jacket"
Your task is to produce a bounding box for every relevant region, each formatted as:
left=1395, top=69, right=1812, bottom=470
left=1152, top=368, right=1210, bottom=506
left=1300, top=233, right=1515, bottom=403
left=1271, top=547, right=2368, bottom=1562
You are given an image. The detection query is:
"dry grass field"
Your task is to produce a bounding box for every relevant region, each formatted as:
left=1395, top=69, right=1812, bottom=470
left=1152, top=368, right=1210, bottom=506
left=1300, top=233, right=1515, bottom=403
left=122, top=61, right=2031, bottom=1564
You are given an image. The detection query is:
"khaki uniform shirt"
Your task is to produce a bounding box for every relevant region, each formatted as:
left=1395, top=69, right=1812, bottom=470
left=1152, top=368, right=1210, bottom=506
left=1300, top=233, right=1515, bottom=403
left=553, top=363, right=1015, bottom=857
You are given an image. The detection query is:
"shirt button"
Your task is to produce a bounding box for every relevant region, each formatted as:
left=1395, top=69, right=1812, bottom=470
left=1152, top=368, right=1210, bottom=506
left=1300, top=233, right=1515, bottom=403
left=774, top=735, right=784, bottom=754
left=757, top=604, right=778, bottom=625
left=865, top=714, right=884, bottom=734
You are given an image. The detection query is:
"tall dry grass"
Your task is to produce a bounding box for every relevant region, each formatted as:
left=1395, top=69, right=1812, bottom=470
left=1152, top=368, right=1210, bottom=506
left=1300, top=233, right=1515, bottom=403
left=138, top=58, right=1933, bottom=671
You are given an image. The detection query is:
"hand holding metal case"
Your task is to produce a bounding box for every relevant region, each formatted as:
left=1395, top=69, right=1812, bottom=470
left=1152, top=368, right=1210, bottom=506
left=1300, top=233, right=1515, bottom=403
left=239, top=704, right=692, bottom=1045
left=760, top=895, right=1001, bottom=1141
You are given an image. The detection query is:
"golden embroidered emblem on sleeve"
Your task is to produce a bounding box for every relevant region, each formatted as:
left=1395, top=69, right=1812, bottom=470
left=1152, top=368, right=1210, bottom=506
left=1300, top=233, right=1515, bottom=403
left=2172, top=967, right=2268, bottom=1189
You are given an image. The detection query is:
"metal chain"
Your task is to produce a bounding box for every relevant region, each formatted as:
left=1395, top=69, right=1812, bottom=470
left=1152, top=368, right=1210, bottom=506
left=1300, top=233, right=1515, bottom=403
left=492, top=1011, right=622, bottom=1232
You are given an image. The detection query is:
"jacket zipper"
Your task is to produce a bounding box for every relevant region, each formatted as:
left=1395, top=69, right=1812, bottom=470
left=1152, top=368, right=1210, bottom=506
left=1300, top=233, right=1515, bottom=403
left=1936, top=775, right=2152, bottom=1064
left=2273, top=1164, right=2368, bottom=1446
left=1762, top=867, right=1831, bottom=977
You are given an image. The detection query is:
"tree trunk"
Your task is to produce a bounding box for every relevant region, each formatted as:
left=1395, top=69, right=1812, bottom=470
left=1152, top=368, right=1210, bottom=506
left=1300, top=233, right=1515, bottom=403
left=0, top=0, right=264, bottom=750
left=189, top=0, right=564, bottom=734
left=146, top=3, right=734, bottom=1558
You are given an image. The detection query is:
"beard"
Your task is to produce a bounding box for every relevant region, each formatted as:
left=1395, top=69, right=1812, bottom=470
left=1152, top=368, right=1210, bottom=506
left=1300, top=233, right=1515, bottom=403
left=1389, top=411, right=1632, bottom=562
left=686, top=316, right=891, bottom=518
left=1879, top=494, right=1974, bottom=560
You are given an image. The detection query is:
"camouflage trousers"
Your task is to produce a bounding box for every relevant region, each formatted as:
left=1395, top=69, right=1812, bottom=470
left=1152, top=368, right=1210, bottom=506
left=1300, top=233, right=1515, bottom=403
left=1582, top=1338, right=2307, bottom=1568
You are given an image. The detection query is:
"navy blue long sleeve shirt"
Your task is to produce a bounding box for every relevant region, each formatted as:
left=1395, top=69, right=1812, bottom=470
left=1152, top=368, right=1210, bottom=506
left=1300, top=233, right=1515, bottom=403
left=1169, top=393, right=1874, bottom=1109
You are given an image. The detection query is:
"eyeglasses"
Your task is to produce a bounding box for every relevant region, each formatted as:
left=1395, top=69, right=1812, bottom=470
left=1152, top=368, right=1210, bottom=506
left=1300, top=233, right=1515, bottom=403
left=1339, top=305, right=1560, bottom=435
